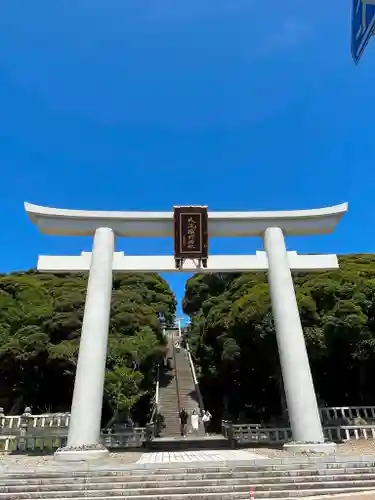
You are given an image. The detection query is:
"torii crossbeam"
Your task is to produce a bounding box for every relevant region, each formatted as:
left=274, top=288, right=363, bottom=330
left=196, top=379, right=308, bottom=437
left=37, top=251, right=338, bottom=273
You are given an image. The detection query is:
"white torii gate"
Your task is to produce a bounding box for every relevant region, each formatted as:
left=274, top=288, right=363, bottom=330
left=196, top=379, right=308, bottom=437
left=25, top=202, right=348, bottom=461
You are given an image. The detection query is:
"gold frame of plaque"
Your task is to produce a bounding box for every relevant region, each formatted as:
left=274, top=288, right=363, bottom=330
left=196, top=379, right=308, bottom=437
left=173, top=206, right=208, bottom=270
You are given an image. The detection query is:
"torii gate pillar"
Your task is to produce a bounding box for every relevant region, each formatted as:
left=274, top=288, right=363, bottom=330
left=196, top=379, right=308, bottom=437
left=264, top=227, right=325, bottom=448
left=57, top=227, right=114, bottom=461
left=25, top=202, right=348, bottom=460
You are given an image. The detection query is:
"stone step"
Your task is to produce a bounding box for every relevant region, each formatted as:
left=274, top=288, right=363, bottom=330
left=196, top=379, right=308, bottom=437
left=4, top=462, right=375, bottom=481
left=0, top=486, right=374, bottom=500
left=160, top=341, right=198, bottom=433
left=147, top=438, right=229, bottom=450
left=3, top=474, right=375, bottom=492
left=3, top=468, right=375, bottom=485
left=1, top=480, right=375, bottom=498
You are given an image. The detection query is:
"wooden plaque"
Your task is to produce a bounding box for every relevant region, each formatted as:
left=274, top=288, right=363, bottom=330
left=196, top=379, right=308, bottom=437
left=173, top=206, right=208, bottom=259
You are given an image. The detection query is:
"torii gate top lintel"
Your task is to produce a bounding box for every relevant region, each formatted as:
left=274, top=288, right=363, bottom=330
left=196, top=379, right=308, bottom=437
left=25, top=202, right=348, bottom=237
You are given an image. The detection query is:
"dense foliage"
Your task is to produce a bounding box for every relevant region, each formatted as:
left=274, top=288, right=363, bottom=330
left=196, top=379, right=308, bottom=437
left=183, top=255, right=375, bottom=427
left=0, top=271, right=176, bottom=426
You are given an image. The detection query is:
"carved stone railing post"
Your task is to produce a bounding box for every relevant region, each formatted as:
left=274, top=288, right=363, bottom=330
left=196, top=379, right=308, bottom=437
left=0, top=407, right=4, bottom=429
left=145, top=423, right=154, bottom=447
left=19, top=407, right=32, bottom=451
left=223, top=421, right=235, bottom=448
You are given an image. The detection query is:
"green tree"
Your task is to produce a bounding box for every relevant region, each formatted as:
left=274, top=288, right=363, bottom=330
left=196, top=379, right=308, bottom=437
left=183, top=255, right=375, bottom=427
left=0, top=271, right=176, bottom=425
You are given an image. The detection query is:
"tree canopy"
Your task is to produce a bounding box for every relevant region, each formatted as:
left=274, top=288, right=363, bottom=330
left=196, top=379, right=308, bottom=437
left=183, top=255, right=375, bottom=427
left=0, top=271, right=176, bottom=426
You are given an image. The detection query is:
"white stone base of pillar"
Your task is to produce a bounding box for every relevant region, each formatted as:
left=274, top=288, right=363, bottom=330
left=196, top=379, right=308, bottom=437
left=54, top=446, right=109, bottom=462
left=283, top=442, right=337, bottom=454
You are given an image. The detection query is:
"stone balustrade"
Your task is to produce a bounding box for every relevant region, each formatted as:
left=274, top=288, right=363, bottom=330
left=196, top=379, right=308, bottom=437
left=0, top=435, right=67, bottom=452
left=0, top=428, right=148, bottom=453
left=102, top=429, right=147, bottom=449
left=222, top=420, right=375, bottom=446
left=324, top=425, right=375, bottom=441
left=222, top=421, right=293, bottom=445
left=0, top=413, right=70, bottom=429
left=3, top=406, right=375, bottom=453
left=6, top=405, right=374, bottom=430
left=320, top=406, right=375, bottom=422
left=0, top=408, right=149, bottom=453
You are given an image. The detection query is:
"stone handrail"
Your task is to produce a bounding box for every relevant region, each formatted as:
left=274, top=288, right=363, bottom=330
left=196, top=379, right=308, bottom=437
left=155, top=364, right=160, bottom=410
left=147, top=363, right=162, bottom=438
left=171, top=330, right=182, bottom=414
left=185, top=342, right=198, bottom=386
left=184, top=340, right=205, bottom=413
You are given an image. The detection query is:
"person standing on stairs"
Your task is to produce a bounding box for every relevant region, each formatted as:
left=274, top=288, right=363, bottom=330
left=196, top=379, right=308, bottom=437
left=190, top=409, right=199, bottom=436
left=202, top=410, right=212, bottom=436
left=179, top=407, right=188, bottom=437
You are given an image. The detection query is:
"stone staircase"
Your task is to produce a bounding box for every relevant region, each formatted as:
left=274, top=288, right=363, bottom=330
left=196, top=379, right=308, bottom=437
left=158, top=335, right=180, bottom=437
left=157, top=331, right=203, bottom=438
left=1, top=460, right=375, bottom=499
left=174, top=344, right=204, bottom=430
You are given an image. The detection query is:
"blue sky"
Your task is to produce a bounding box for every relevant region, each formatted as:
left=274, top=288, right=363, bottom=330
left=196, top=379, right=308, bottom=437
left=0, top=0, right=374, bottom=317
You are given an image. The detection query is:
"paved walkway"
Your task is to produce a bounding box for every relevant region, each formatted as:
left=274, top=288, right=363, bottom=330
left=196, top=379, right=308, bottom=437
left=2, top=440, right=375, bottom=472
left=136, top=449, right=268, bottom=464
